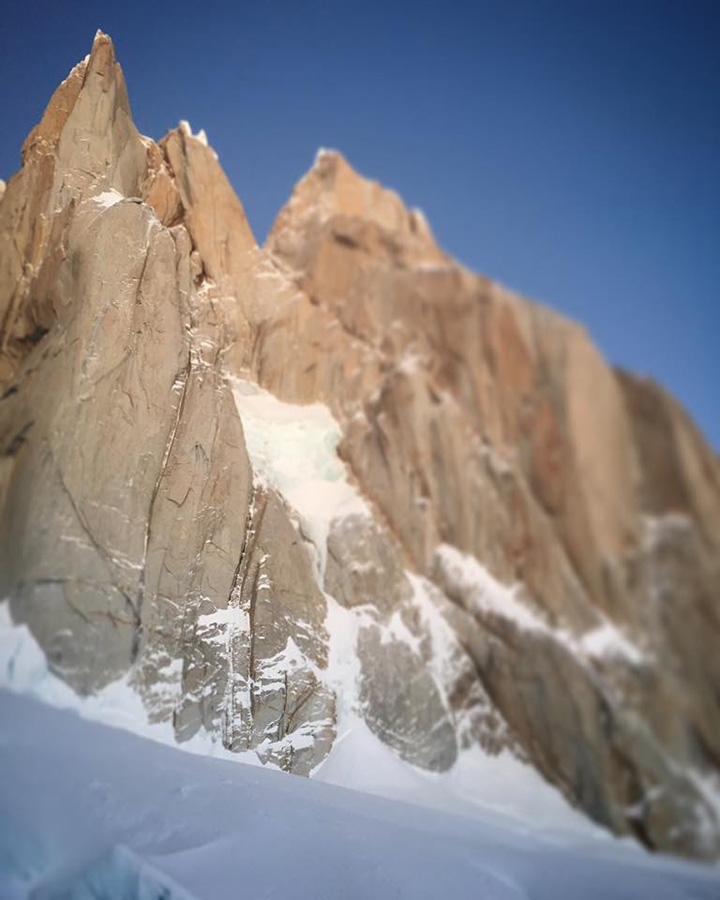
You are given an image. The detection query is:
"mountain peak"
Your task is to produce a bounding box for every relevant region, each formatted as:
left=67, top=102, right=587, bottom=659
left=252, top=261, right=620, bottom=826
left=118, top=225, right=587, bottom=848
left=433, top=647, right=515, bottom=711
left=267, top=147, right=447, bottom=269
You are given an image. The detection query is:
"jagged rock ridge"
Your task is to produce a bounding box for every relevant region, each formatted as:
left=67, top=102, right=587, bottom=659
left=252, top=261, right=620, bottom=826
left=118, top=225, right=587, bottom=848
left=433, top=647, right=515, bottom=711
left=0, top=33, right=718, bottom=857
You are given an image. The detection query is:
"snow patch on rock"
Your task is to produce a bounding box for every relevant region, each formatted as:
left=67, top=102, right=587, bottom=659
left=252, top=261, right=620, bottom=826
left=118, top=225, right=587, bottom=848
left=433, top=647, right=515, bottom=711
left=231, top=378, right=368, bottom=578
left=435, top=544, right=646, bottom=665
left=435, top=543, right=549, bottom=633
left=579, top=622, right=645, bottom=665
left=91, top=188, right=124, bottom=210
left=643, top=512, right=694, bottom=552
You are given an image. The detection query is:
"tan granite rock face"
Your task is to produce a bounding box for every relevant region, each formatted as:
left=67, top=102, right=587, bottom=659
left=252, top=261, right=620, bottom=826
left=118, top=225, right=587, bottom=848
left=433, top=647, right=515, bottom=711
left=264, top=156, right=643, bottom=622
left=1, top=33, right=719, bottom=859
left=260, top=151, right=720, bottom=856
left=432, top=547, right=718, bottom=858
left=0, top=33, right=334, bottom=775
left=139, top=117, right=720, bottom=841
left=617, top=371, right=720, bottom=775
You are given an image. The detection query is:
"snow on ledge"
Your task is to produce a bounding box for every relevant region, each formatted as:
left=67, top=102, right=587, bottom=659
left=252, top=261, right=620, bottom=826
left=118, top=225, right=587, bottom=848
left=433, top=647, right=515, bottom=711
left=434, top=543, right=646, bottom=665
left=435, top=543, right=549, bottom=633
left=91, top=188, right=125, bottom=210
left=579, top=622, right=645, bottom=665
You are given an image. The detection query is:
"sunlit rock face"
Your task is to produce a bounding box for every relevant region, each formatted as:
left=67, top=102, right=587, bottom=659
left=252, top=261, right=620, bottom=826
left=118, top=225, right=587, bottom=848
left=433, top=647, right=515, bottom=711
left=0, top=32, right=718, bottom=859
left=0, top=34, right=332, bottom=777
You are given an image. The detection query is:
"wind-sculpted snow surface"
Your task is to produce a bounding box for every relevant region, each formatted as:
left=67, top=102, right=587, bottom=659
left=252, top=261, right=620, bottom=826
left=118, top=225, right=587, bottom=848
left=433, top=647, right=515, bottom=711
left=1, top=30, right=720, bottom=862
left=0, top=600, right=601, bottom=835
left=3, top=692, right=720, bottom=900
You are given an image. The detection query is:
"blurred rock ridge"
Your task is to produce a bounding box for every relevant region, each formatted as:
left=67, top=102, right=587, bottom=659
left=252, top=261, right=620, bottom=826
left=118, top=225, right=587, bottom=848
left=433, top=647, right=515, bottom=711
left=1, top=32, right=718, bottom=859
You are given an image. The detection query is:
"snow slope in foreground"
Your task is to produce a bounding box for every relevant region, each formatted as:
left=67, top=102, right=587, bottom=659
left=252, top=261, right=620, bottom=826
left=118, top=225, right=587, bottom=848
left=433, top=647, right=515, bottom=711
left=2, top=692, right=719, bottom=900
left=0, top=600, right=612, bottom=852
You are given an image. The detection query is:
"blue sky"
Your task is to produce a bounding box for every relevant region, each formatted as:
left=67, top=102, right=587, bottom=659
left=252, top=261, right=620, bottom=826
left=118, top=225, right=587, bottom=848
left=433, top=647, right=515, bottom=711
left=1, top=0, right=718, bottom=447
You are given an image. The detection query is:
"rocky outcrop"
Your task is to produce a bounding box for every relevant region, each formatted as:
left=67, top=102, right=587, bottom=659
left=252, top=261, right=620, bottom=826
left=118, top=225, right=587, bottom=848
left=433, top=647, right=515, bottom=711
left=1, top=32, right=718, bottom=859
left=0, top=33, right=332, bottom=774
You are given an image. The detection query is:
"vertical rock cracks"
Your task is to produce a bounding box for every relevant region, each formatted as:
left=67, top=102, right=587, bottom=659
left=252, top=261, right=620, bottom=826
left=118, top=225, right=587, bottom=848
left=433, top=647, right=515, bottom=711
left=135, top=355, right=192, bottom=660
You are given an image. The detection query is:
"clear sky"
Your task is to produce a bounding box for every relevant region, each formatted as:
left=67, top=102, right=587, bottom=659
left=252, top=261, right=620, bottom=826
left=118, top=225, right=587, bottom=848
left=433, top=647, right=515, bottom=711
left=1, top=0, right=718, bottom=448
